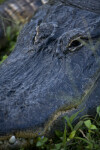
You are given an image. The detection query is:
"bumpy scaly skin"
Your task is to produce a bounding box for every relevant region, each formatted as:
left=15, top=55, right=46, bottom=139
left=0, top=0, right=100, bottom=149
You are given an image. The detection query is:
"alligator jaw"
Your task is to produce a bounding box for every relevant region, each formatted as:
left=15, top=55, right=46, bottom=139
left=0, top=75, right=99, bottom=149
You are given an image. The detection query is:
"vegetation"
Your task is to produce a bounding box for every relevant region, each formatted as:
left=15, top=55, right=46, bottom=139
left=0, top=0, right=21, bottom=65
left=31, top=106, right=100, bottom=150
left=0, top=0, right=5, bottom=4
left=0, top=25, right=20, bottom=65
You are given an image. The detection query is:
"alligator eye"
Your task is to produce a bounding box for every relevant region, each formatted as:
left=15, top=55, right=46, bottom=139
left=69, top=40, right=81, bottom=48
left=68, top=37, right=83, bottom=52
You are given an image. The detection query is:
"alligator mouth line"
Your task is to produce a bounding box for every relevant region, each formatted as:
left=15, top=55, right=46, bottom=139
left=0, top=70, right=100, bottom=149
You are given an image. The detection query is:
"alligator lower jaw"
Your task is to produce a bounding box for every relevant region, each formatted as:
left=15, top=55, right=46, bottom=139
left=0, top=77, right=98, bottom=149
left=0, top=85, right=98, bottom=150
left=0, top=106, right=76, bottom=149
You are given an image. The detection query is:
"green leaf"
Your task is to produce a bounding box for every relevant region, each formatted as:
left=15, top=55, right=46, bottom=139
left=62, top=124, right=67, bottom=148
left=36, top=141, right=43, bottom=147
left=20, top=148, right=24, bottom=150
left=36, top=137, right=48, bottom=147
left=6, top=26, right=11, bottom=40
left=70, top=111, right=80, bottom=123
left=69, top=130, right=76, bottom=139
left=55, top=130, right=63, bottom=138
left=75, top=137, right=91, bottom=145
left=74, top=121, right=83, bottom=131
left=0, top=55, right=8, bottom=65
left=90, top=125, right=97, bottom=130
left=70, top=108, right=85, bottom=124
left=97, top=106, right=100, bottom=117
left=55, top=143, right=62, bottom=150
left=64, top=115, right=73, bottom=131
left=84, top=120, right=91, bottom=129
left=42, top=137, right=48, bottom=143
left=67, top=138, right=70, bottom=142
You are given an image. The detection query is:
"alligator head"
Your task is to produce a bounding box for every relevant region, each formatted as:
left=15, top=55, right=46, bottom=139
left=0, top=0, right=100, bottom=149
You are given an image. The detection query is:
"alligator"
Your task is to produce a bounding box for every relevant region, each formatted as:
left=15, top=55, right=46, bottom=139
left=0, top=0, right=100, bottom=149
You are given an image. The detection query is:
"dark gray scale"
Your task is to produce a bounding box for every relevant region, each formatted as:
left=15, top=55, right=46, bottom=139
left=33, top=22, right=58, bottom=52
left=56, top=29, right=88, bottom=58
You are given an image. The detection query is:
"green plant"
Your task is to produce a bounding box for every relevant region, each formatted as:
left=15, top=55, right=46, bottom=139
left=0, top=55, right=7, bottom=64
left=36, top=136, right=48, bottom=149
left=6, top=26, right=20, bottom=52
left=35, top=106, right=100, bottom=150
left=0, top=0, right=5, bottom=4
left=0, top=25, right=21, bottom=64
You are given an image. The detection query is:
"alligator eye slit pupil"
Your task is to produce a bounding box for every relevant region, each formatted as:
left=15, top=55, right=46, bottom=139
left=69, top=40, right=81, bottom=48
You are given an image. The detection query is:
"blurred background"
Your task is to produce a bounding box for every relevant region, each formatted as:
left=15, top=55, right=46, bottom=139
left=0, top=0, right=43, bottom=64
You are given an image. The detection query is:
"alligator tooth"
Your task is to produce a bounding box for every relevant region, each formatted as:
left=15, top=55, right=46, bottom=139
left=9, top=135, right=16, bottom=144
